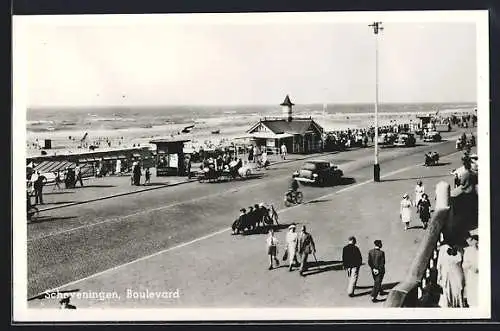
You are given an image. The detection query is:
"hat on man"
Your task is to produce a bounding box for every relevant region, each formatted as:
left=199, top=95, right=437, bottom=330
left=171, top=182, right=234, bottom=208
left=288, top=224, right=296, bottom=230
left=403, top=193, right=409, bottom=198
left=374, top=240, right=383, bottom=247
left=240, top=208, right=246, bottom=213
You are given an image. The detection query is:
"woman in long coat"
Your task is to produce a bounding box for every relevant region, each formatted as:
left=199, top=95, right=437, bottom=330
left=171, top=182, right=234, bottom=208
left=400, top=193, right=413, bottom=231
left=462, top=235, right=479, bottom=307
left=437, top=244, right=466, bottom=307
left=285, top=224, right=299, bottom=271
left=417, top=193, right=432, bottom=229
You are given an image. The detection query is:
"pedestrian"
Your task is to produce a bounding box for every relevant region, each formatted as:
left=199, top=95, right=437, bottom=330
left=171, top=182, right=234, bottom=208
left=75, top=165, right=84, bottom=187
left=462, top=234, right=479, bottom=307
left=53, top=171, right=62, bottom=191
left=280, top=143, right=287, bottom=160
left=33, top=172, right=46, bottom=205
left=437, top=244, right=466, bottom=307
left=400, top=193, right=412, bottom=231
left=248, top=145, right=254, bottom=163
left=284, top=224, right=299, bottom=271
left=368, top=240, right=386, bottom=302
left=266, top=228, right=280, bottom=270
left=416, top=193, right=432, bottom=229
left=297, top=225, right=316, bottom=276
left=144, top=167, right=151, bottom=185
left=133, top=162, right=141, bottom=186
left=414, top=180, right=425, bottom=206
left=342, top=236, right=363, bottom=297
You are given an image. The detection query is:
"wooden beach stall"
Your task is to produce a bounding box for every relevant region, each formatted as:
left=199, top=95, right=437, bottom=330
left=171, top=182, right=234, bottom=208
left=27, top=146, right=153, bottom=178
left=150, top=138, right=191, bottom=176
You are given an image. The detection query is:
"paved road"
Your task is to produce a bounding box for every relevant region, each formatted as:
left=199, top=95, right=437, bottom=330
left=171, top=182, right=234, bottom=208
left=27, top=129, right=471, bottom=303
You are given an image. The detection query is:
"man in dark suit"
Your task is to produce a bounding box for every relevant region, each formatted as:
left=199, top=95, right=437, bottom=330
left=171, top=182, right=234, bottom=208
left=368, top=240, right=386, bottom=302
left=297, top=225, right=316, bottom=276
left=342, top=236, right=363, bottom=297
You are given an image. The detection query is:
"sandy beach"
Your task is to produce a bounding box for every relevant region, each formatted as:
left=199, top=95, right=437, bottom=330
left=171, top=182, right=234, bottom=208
left=26, top=107, right=474, bottom=158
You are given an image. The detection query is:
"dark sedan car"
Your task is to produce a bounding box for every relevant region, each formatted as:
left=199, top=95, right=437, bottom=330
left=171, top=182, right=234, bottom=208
left=293, top=160, right=344, bottom=186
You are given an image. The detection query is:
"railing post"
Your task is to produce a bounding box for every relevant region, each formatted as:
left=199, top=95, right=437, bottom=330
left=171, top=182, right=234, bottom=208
left=435, top=181, right=451, bottom=210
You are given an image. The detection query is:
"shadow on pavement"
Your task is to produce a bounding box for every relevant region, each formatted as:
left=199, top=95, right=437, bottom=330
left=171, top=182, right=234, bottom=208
left=381, top=174, right=448, bottom=183
left=306, top=199, right=332, bottom=205
left=77, top=184, right=116, bottom=188
left=41, top=201, right=78, bottom=206
left=29, top=215, right=77, bottom=224
left=44, top=191, right=75, bottom=195
left=336, top=177, right=356, bottom=186
left=241, top=223, right=291, bottom=235
left=301, top=260, right=343, bottom=276
left=352, top=282, right=400, bottom=297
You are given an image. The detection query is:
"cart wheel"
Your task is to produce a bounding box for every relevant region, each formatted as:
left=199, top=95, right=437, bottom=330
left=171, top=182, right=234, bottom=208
left=245, top=169, right=251, bottom=177
left=296, top=192, right=304, bottom=204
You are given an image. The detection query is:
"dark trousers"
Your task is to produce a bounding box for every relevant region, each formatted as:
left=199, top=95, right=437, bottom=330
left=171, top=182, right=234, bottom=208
left=371, top=270, right=385, bottom=298
left=35, top=188, right=43, bottom=204
left=77, top=175, right=84, bottom=187
left=300, top=252, right=309, bottom=273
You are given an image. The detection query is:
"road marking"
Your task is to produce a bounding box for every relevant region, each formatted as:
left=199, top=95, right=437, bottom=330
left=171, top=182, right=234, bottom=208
left=30, top=136, right=462, bottom=241
left=29, top=154, right=372, bottom=241
left=30, top=150, right=462, bottom=298
left=28, top=180, right=268, bottom=242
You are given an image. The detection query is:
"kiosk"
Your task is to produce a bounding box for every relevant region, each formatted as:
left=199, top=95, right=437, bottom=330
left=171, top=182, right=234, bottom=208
left=150, top=138, right=191, bottom=176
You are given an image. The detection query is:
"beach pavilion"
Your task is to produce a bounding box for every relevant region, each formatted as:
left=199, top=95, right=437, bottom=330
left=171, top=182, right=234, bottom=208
left=244, top=95, right=324, bottom=154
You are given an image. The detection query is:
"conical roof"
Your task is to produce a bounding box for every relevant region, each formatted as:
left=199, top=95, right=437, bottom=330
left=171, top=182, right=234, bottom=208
left=280, top=95, right=294, bottom=106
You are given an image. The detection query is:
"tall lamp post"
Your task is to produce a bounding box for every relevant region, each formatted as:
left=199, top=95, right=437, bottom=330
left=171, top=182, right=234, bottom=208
left=369, top=21, right=383, bottom=182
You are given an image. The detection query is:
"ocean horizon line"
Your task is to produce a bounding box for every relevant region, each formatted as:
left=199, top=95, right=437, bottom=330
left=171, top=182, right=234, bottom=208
left=27, top=101, right=476, bottom=111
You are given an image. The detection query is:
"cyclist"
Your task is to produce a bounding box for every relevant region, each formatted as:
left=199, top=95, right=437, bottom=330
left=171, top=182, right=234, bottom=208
left=287, top=176, right=300, bottom=202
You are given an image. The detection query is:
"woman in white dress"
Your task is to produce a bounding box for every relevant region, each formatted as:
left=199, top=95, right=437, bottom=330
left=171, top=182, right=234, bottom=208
left=414, top=180, right=425, bottom=206
left=400, top=193, right=412, bottom=231
left=285, top=224, right=299, bottom=271
left=437, top=244, right=466, bottom=307
left=462, top=235, right=479, bottom=307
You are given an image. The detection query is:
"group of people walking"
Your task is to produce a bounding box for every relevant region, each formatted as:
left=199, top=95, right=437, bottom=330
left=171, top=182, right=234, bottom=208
left=266, top=225, right=387, bottom=303
left=266, top=225, right=316, bottom=276
left=399, top=180, right=432, bottom=231
left=342, top=237, right=387, bottom=302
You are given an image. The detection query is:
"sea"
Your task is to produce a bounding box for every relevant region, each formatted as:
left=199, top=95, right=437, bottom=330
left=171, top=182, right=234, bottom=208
left=27, top=102, right=475, bottom=134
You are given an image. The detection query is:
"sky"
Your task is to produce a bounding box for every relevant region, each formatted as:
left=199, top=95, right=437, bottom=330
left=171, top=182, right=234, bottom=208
left=16, top=13, right=479, bottom=107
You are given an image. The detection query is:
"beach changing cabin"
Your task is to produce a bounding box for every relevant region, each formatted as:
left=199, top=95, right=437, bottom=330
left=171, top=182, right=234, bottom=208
left=246, top=95, right=324, bottom=154
left=150, top=138, right=190, bottom=176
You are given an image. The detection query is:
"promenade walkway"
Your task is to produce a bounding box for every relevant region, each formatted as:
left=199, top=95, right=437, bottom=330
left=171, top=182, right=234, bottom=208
left=27, top=144, right=471, bottom=309
left=32, top=148, right=363, bottom=212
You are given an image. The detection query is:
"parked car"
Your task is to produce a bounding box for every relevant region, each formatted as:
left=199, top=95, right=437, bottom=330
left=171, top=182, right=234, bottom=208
left=394, top=133, right=416, bottom=147
left=377, top=132, right=397, bottom=146
left=423, top=131, right=442, bottom=142
left=293, top=160, right=343, bottom=186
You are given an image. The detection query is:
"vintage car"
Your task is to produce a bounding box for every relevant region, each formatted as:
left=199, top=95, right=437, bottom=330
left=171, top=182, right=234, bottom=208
left=293, top=160, right=343, bottom=186
left=394, top=132, right=416, bottom=147
left=377, top=132, right=397, bottom=146
left=423, top=131, right=442, bottom=142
